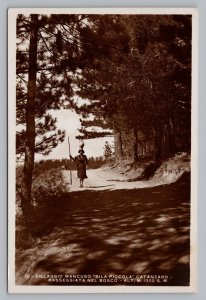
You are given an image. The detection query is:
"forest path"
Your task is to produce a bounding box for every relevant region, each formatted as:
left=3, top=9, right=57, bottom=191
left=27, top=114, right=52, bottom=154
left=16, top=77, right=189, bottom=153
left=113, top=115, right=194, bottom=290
left=16, top=171, right=190, bottom=286
left=62, top=168, right=159, bottom=191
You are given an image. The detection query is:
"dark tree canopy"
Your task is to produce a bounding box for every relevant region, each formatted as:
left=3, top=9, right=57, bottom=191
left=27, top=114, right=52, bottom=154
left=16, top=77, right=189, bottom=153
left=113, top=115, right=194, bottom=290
left=72, top=14, right=191, bottom=162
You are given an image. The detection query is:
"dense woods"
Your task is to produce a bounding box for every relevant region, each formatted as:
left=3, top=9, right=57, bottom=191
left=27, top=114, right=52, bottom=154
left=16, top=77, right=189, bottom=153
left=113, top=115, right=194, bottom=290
left=74, top=15, right=192, bottom=163
left=16, top=14, right=192, bottom=216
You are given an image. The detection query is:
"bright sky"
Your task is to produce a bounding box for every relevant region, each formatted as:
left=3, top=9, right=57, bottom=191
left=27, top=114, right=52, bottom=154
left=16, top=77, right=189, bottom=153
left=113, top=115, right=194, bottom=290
left=35, top=109, right=114, bottom=160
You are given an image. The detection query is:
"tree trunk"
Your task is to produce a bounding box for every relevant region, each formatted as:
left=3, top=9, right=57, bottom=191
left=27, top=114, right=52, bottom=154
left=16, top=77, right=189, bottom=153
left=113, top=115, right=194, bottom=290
left=21, top=14, right=38, bottom=216
left=133, top=126, right=138, bottom=162
left=162, top=124, right=167, bottom=158
left=153, top=125, right=163, bottom=163
left=142, top=144, right=146, bottom=156
left=114, top=130, right=123, bottom=163
left=162, top=117, right=176, bottom=158
left=167, top=117, right=176, bottom=156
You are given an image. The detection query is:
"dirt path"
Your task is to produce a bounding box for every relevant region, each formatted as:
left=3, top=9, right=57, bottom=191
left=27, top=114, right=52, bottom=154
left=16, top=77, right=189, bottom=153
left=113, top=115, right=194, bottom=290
left=16, top=170, right=190, bottom=286
left=62, top=168, right=164, bottom=191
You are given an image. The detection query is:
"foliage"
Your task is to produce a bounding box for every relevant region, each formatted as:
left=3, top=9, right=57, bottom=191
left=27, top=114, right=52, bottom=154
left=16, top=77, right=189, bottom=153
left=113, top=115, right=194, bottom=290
left=31, top=167, right=68, bottom=207
left=103, top=141, right=114, bottom=161
left=16, top=14, right=88, bottom=160
left=17, top=14, right=191, bottom=164
left=16, top=166, right=68, bottom=206
left=72, top=15, right=192, bottom=162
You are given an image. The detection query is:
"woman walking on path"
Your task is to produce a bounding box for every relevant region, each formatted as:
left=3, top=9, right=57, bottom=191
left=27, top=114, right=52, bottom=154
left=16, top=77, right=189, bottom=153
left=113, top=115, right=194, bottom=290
left=70, top=149, right=88, bottom=187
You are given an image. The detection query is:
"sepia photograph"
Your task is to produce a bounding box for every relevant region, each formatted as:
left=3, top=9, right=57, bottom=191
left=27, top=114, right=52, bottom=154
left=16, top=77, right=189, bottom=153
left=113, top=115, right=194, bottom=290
left=8, top=8, right=197, bottom=293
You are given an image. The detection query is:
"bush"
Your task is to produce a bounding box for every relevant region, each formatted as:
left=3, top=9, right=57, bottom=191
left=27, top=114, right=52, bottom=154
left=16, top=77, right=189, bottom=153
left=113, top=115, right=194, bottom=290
left=32, top=167, right=68, bottom=208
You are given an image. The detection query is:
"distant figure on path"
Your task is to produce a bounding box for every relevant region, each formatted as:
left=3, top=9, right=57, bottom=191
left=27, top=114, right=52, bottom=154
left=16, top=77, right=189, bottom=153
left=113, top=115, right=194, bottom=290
left=70, top=148, right=88, bottom=187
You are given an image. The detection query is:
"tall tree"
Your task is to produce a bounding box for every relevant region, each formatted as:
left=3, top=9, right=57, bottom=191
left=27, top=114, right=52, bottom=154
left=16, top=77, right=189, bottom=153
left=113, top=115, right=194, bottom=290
left=73, top=15, right=132, bottom=162
left=17, top=14, right=87, bottom=216
left=20, top=14, right=38, bottom=215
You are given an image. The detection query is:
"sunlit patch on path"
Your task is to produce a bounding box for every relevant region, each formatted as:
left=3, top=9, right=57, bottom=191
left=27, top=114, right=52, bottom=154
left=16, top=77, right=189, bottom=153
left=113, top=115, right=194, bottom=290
left=62, top=169, right=174, bottom=191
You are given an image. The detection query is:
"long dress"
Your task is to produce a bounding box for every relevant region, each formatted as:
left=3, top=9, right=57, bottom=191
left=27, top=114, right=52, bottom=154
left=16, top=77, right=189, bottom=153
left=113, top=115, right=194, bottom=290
left=74, top=155, right=88, bottom=179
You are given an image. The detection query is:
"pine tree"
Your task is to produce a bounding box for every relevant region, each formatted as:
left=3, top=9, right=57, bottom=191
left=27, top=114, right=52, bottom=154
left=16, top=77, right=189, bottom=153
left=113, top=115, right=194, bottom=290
left=73, top=15, right=131, bottom=162
left=103, top=141, right=113, bottom=161
left=16, top=14, right=88, bottom=216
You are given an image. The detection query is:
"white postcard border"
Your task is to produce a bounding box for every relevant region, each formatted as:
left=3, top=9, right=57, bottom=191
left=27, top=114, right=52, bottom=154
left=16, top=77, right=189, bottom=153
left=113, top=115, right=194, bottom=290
left=8, top=7, right=198, bottom=293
